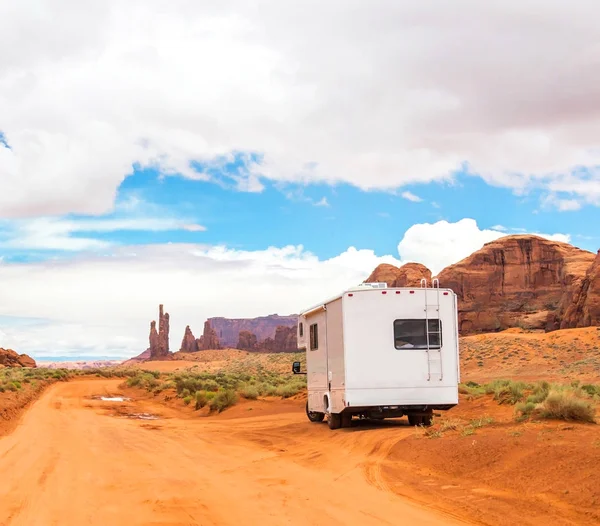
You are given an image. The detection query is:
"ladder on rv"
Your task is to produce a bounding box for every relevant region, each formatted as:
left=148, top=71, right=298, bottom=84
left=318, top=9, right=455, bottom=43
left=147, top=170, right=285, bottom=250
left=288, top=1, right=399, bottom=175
left=420, top=278, right=443, bottom=381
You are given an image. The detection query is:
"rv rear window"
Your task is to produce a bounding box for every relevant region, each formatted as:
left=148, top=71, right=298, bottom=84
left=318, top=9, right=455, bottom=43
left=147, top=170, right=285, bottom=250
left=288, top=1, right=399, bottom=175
left=309, top=323, right=318, bottom=350
left=393, top=319, right=442, bottom=349
left=299, top=322, right=304, bottom=337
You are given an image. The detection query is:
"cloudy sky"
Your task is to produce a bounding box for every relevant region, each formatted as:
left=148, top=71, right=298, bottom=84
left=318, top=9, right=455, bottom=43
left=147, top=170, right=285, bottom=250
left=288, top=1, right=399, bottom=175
left=1, top=0, right=599, bottom=359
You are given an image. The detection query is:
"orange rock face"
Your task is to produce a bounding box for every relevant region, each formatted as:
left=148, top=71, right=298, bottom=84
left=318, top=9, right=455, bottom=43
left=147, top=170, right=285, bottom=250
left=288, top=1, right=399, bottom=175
left=179, top=325, right=199, bottom=353
left=148, top=304, right=173, bottom=360
left=366, top=235, right=599, bottom=334
left=435, top=236, right=596, bottom=333
left=198, top=321, right=221, bottom=350
left=561, top=250, right=600, bottom=328
left=365, top=262, right=432, bottom=287
left=0, top=348, right=37, bottom=368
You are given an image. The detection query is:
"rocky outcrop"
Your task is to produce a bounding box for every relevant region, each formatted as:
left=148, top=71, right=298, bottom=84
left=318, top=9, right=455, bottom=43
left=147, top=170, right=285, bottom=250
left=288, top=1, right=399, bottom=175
left=206, top=315, right=297, bottom=348
left=561, top=250, right=600, bottom=328
left=180, top=325, right=199, bottom=353
left=435, top=236, right=596, bottom=333
left=148, top=304, right=172, bottom=360
left=365, top=262, right=432, bottom=287
left=237, top=330, right=258, bottom=351
left=365, top=235, right=598, bottom=334
left=268, top=326, right=297, bottom=353
left=0, top=348, right=37, bottom=368
left=197, top=321, right=221, bottom=350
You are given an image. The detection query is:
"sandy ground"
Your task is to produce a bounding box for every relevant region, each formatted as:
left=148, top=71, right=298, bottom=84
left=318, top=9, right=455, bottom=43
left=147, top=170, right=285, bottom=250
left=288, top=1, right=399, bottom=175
left=0, top=378, right=470, bottom=526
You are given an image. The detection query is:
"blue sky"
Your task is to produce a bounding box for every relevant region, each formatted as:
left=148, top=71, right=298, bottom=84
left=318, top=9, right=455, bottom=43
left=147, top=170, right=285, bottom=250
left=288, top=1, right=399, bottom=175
left=1, top=164, right=596, bottom=266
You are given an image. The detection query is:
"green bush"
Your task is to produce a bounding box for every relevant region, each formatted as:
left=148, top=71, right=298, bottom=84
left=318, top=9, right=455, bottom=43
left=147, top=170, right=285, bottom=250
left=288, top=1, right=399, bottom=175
left=183, top=395, right=193, bottom=405
left=239, top=384, right=259, bottom=400
left=195, top=391, right=208, bottom=409
left=209, top=389, right=238, bottom=413
left=493, top=381, right=526, bottom=405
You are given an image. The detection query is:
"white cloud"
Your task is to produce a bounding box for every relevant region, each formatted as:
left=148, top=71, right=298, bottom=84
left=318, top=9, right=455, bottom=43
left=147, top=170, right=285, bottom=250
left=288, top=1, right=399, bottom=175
left=397, top=218, right=570, bottom=275
left=182, top=224, right=207, bottom=232
left=401, top=191, right=423, bottom=203
left=491, top=224, right=507, bottom=231
left=0, top=217, right=574, bottom=358
left=2, top=1, right=600, bottom=218
left=541, top=194, right=583, bottom=211
left=0, top=203, right=205, bottom=250
left=314, top=197, right=330, bottom=207
left=0, top=243, right=401, bottom=358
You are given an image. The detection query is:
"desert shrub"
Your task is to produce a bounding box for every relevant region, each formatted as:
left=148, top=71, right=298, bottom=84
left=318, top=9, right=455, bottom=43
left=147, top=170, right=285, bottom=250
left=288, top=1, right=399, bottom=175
left=538, top=391, right=596, bottom=423
left=514, top=401, right=536, bottom=420
left=527, top=381, right=551, bottom=404
left=257, top=383, right=278, bottom=396
left=126, top=372, right=159, bottom=390
left=470, top=416, right=494, bottom=428
left=209, top=389, right=238, bottom=413
left=239, top=384, right=259, bottom=400
left=195, top=391, right=208, bottom=409
left=581, top=384, right=600, bottom=397
left=183, top=395, right=193, bottom=405
left=493, top=381, right=526, bottom=405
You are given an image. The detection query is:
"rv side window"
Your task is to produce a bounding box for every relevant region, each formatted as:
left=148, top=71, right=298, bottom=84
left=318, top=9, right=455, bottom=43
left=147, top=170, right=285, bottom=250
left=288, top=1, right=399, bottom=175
left=309, top=323, right=318, bottom=350
left=299, top=322, right=303, bottom=337
left=393, top=319, right=442, bottom=349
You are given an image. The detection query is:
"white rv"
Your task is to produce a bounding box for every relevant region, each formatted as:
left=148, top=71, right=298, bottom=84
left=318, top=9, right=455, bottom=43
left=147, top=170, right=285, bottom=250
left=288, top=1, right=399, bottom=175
left=292, top=279, right=460, bottom=429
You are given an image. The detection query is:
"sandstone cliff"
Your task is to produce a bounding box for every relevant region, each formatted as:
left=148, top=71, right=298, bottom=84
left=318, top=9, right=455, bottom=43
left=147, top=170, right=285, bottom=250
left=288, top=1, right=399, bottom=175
left=561, top=249, right=600, bottom=328
left=258, top=326, right=297, bottom=353
left=365, top=235, right=598, bottom=334
left=207, top=315, right=297, bottom=348
left=365, top=262, right=432, bottom=287
left=0, top=348, right=37, bottom=368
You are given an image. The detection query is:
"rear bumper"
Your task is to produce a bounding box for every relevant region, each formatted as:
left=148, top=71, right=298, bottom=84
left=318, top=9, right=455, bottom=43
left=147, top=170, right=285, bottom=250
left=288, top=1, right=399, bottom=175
left=344, top=386, right=458, bottom=408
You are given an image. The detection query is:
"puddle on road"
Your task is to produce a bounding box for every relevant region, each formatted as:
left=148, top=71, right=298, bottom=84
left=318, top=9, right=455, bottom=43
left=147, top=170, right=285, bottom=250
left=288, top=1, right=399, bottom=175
left=122, top=412, right=160, bottom=420
left=90, top=395, right=131, bottom=402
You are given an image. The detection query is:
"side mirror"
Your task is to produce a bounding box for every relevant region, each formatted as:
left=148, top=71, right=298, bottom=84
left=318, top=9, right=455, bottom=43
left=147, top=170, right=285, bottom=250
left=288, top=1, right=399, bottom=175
left=292, top=361, right=305, bottom=374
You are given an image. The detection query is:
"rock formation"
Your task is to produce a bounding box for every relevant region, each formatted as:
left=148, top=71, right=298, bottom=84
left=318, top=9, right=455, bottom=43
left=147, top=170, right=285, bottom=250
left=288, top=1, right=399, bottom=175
left=206, top=315, right=297, bottom=348
left=561, top=249, right=600, bottom=328
left=0, top=348, right=37, bottom=368
left=180, top=325, right=199, bottom=353
left=264, top=326, right=297, bottom=353
left=237, top=330, right=258, bottom=351
left=148, top=304, right=172, bottom=360
left=197, top=320, right=221, bottom=350
left=365, top=262, right=432, bottom=287
left=365, top=235, right=599, bottom=334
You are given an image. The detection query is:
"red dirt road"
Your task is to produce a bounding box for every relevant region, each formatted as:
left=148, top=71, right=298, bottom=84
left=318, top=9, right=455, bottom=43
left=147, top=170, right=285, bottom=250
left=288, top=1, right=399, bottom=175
left=0, top=379, right=470, bottom=526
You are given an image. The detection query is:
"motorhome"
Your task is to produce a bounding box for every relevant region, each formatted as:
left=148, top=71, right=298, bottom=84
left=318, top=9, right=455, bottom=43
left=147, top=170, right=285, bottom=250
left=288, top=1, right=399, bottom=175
left=292, top=279, right=460, bottom=429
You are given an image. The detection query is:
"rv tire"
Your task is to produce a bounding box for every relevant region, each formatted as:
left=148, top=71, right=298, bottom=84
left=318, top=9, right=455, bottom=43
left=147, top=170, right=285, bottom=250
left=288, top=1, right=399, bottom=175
left=306, top=401, right=325, bottom=422
left=328, top=412, right=342, bottom=430
left=408, top=414, right=422, bottom=426
left=421, top=412, right=433, bottom=426
left=341, top=412, right=352, bottom=428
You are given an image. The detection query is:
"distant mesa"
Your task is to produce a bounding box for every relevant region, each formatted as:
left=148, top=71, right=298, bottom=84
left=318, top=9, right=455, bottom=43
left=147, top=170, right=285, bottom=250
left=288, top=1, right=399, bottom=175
left=0, top=348, right=37, bottom=368
left=178, top=315, right=298, bottom=354
left=365, top=235, right=600, bottom=334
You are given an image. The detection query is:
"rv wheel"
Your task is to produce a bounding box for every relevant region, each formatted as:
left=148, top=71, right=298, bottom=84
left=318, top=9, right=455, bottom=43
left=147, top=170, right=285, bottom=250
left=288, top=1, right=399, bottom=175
left=421, top=410, right=433, bottom=427
left=306, top=401, right=325, bottom=422
left=408, top=414, right=422, bottom=426
left=328, top=412, right=342, bottom=430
